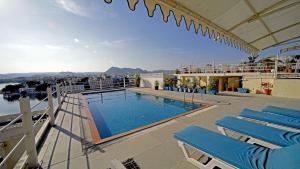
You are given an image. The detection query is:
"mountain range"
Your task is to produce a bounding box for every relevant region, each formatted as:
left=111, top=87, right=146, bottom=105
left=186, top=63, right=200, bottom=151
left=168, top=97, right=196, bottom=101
left=0, top=67, right=174, bottom=82
left=104, top=67, right=174, bottom=75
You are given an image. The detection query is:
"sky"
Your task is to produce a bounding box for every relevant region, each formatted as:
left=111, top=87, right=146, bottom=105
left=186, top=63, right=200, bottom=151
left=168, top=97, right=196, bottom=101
left=0, top=0, right=299, bottom=73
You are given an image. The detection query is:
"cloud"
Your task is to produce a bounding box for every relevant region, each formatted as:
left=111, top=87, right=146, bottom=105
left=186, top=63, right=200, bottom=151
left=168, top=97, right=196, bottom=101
left=44, top=45, right=65, bottom=50
left=74, top=38, right=80, bottom=43
left=99, top=38, right=138, bottom=48
left=55, top=0, right=91, bottom=18
left=0, top=42, right=66, bottom=51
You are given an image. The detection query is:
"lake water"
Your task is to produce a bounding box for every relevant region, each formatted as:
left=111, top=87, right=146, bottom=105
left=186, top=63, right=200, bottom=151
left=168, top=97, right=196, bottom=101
left=0, top=83, right=56, bottom=115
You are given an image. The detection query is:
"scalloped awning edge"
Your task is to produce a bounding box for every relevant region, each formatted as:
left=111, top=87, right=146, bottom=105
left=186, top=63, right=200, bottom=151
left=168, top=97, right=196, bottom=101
left=104, top=0, right=259, bottom=54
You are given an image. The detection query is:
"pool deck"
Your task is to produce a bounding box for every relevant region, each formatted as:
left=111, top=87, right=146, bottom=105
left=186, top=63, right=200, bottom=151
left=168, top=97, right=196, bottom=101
left=38, top=88, right=300, bottom=169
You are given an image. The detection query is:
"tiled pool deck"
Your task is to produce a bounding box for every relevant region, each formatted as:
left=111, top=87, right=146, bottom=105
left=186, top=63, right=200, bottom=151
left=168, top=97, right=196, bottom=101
left=38, top=88, right=300, bottom=169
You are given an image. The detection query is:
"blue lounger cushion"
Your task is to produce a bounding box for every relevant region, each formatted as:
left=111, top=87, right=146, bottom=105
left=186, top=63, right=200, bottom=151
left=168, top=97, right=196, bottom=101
left=240, top=108, right=300, bottom=129
left=174, top=125, right=300, bottom=169
left=216, top=116, right=300, bottom=147
left=262, top=106, right=300, bottom=119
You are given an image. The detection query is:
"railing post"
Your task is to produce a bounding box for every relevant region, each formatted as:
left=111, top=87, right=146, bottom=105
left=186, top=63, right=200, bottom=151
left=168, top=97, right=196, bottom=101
left=99, top=79, right=102, bottom=90
left=275, top=52, right=279, bottom=79
left=61, top=85, right=66, bottom=102
left=56, top=84, right=61, bottom=108
left=20, top=96, right=39, bottom=168
left=0, top=143, right=7, bottom=169
left=69, top=81, right=72, bottom=93
left=123, top=77, right=126, bottom=88
left=47, top=87, right=55, bottom=126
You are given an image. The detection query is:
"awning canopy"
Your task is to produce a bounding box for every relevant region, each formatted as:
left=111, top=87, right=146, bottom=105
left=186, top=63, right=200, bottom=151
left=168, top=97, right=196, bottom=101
left=104, top=0, right=300, bottom=54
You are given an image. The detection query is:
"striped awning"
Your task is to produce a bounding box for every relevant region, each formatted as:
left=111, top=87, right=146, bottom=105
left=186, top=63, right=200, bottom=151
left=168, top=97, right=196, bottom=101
left=104, top=0, right=300, bottom=54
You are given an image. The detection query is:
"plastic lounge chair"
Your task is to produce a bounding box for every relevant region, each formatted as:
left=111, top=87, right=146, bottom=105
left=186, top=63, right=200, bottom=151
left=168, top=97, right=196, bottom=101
left=174, top=125, right=300, bottom=169
left=262, top=106, right=300, bottom=119
left=239, top=108, right=300, bottom=132
left=216, top=116, right=300, bottom=148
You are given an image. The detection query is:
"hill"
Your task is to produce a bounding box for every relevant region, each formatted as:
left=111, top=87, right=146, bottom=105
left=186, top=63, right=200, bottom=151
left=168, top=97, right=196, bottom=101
left=105, top=67, right=147, bottom=75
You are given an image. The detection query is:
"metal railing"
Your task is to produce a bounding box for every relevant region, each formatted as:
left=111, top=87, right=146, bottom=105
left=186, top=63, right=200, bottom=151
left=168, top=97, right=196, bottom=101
left=62, top=78, right=136, bottom=92
left=0, top=79, right=137, bottom=168
left=178, top=62, right=300, bottom=78
left=0, top=84, right=65, bottom=169
left=0, top=78, right=137, bottom=168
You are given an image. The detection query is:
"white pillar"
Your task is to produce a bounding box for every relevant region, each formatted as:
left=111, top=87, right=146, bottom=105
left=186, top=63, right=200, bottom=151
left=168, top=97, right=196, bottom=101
left=47, top=87, right=55, bottom=126
left=123, top=77, right=126, bottom=88
left=99, top=79, right=102, bottom=90
left=68, top=80, right=71, bottom=93
left=206, top=76, right=210, bottom=88
left=275, top=52, right=279, bottom=79
left=20, top=97, right=39, bottom=168
left=56, top=84, right=61, bottom=108
left=61, top=85, right=66, bottom=102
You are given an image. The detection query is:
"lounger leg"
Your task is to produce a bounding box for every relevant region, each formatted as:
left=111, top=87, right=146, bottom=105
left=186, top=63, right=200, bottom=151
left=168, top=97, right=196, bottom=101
left=217, top=126, right=227, bottom=136
left=178, top=141, right=207, bottom=168
left=247, top=137, right=280, bottom=149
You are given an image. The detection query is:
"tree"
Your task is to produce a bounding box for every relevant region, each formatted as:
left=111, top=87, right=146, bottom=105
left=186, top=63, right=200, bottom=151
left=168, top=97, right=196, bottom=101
left=179, top=78, right=190, bottom=88
left=35, top=83, right=48, bottom=92
left=26, top=81, right=40, bottom=87
left=247, top=54, right=259, bottom=64
left=207, top=78, right=218, bottom=90
left=170, top=76, right=178, bottom=87
left=79, top=77, right=89, bottom=83
left=192, top=77, right=198, bottom=88
left=164, top=77, right=171, bottom=87
left=135, top=74, right=141, bottom=87
left=2, top=84, right=24, bottom=93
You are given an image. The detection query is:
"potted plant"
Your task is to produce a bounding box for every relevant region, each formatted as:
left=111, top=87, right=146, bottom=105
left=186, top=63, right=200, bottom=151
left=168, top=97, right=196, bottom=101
left=237, top=87, right=249, bottom=93
left=170, top=77, right=178, bottom=91
left=179, top=79, right=189, bottom=92
left=198, top=86, right=206, bottom=94
left=190, top=77, right=198, bottom=93
left=206, top=79, right=218, bottom=95
left=163, top=78, right=170, bottom=90
left=285, top=56, right=296, bottom=73
left=261, top=82, right=273, bottom=95
left=154, top=80, right=159, bottom=90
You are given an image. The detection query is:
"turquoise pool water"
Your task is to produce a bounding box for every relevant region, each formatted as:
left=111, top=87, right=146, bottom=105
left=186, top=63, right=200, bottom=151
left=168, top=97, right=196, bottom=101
left=85, top=91, right=204, bottom=139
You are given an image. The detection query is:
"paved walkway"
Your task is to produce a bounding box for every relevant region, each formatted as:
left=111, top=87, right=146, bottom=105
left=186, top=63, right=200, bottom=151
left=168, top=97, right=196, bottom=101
left=38, top=89, right=300, bottom=169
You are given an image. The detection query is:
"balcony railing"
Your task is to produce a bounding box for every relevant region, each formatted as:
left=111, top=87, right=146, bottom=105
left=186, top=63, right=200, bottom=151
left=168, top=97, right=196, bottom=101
left=0, top=79, right=136, bottom=169
left=178, top=62, right=300, bottom=78
left=0, top=84, right=65, bottom=169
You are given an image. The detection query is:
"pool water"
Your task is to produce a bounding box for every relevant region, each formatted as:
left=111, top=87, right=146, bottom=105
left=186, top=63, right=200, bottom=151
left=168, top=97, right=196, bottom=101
left=85, top=91, right=205, bottom=140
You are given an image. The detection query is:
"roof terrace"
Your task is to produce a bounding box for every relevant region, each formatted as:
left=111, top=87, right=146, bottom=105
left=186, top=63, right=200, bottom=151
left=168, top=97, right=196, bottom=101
left=33, top=88, right=300, bottom=169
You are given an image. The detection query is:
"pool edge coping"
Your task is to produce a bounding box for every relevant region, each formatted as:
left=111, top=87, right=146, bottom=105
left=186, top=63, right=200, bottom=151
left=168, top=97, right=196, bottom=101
left=81, top=90, right=213, bottom=145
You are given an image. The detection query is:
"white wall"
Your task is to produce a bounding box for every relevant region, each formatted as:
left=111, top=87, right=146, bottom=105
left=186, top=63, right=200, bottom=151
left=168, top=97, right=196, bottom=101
left=140, top=73, right=164, bottom=89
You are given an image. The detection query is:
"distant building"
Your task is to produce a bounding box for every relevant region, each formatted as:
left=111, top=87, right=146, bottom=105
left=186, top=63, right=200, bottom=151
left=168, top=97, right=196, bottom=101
left=19, top=87, right=36, bottom=94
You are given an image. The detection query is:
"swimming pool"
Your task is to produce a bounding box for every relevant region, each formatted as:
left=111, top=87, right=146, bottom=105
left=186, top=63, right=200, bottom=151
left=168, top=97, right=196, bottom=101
left=83, top=90, right=209, bottom=144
